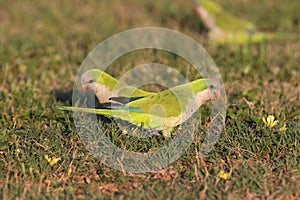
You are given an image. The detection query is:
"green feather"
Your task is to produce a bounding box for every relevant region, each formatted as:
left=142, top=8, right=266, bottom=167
left=201, top=0, right=256, bottom=33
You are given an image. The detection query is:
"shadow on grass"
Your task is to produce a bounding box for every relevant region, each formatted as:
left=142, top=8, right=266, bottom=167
left=51, top=88, right=114, bottom=125
left=51, top=89, right=73, bottom=105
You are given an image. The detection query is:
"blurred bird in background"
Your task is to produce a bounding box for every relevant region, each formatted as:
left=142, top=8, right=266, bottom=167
left=193, top=0, right=287, bottom=44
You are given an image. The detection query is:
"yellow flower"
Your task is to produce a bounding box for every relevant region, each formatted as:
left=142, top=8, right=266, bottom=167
left=67, top=167, right=73, bottom=176
left=149, top=147, right=159, bottom=152
left=45, top=155, right=51, bottom=162
left=45, top=155, right=61, bottom=166
left=279, top=123, right=287, bottom=131
left=295, top=116, right=300, bottom=120
left=218, top=170, right=229, bottom=179
left=262, top=115, right=279, bottom=128
left=122, top=129, right=128, bottom=135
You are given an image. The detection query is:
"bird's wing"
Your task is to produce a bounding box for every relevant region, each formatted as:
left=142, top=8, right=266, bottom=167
left=109, top=96, right=147, bottom=104
left=200, top=0, right=256, bottom=32
left=126, top=84, right=198, bottom=118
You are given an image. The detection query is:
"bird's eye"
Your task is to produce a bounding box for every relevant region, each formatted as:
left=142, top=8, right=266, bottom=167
left=88, top=79, right=94, bottom=83
left=209, top=84, right=215, bottom=89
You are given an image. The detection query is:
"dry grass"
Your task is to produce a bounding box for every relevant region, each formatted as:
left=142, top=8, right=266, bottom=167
left=0, top=0, right=300, bottom=199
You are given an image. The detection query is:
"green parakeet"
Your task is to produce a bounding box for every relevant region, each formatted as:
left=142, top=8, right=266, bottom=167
left=81, top=69, right=153, bottom=103
left=193, top=0, right=287, bottom=44
left=58, top=78, right=221, bottom=137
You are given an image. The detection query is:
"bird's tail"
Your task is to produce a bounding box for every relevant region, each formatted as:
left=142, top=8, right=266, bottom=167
left=57, top=106, right=115, bottom=116
left=263, top=31, right=291, bottom=40
left=56, top=105, right=151, bottom=129
left=57, top=104, right=145, bottom=120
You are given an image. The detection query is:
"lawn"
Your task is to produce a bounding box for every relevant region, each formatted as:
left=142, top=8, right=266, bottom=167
left=0, top=0, right=299, bottom=199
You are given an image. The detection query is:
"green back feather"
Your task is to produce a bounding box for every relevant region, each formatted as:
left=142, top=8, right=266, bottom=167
left=201, top=0, right=256, bottom=32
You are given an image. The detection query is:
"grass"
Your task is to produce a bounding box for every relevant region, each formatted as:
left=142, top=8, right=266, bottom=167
left=0, top=0, right=300, bottom=199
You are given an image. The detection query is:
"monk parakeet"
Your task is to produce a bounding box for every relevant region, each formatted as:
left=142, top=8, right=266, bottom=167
left=81, top=69, right=153, bottom=103
left=193, top=0, right=287, bottom=44
left=58, top=78, right=221, bottom=137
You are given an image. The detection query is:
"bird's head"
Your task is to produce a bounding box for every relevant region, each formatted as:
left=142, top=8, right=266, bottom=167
left=81, top=69, right=103, bottom=92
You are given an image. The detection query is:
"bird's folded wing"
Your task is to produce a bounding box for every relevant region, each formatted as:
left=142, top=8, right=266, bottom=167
left=109, top=96, right=146, bottom=104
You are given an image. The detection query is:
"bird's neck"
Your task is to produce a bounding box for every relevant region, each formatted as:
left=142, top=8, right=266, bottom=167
left=195, top=89, right=212, bottom=105
left=94, top=83, right=113, bottom=103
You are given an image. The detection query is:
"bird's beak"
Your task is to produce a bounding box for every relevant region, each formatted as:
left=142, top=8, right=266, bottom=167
left=81, top=84, right=89, bottom=92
